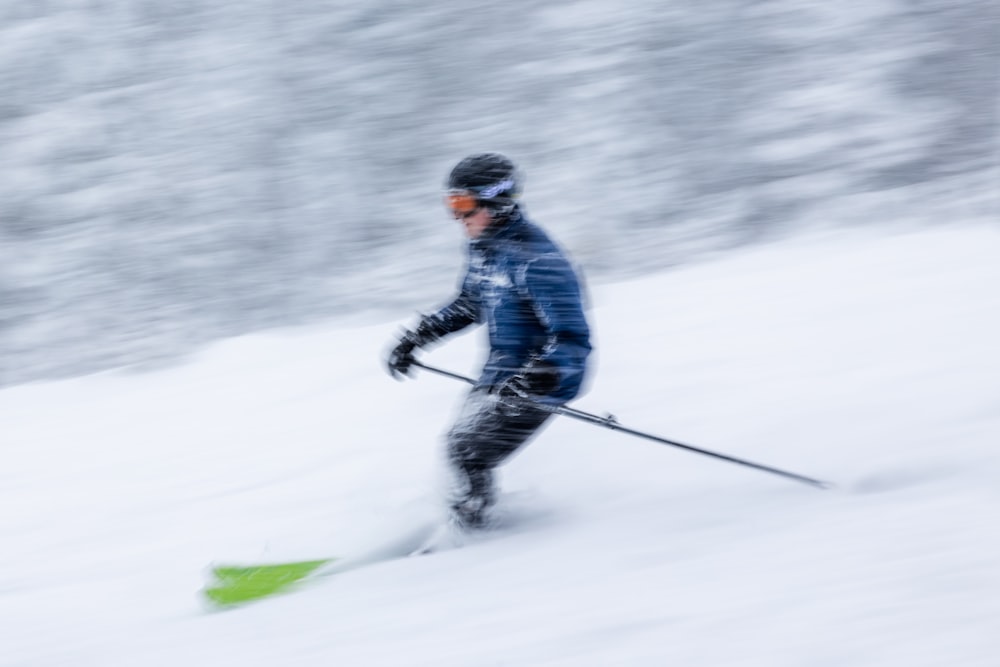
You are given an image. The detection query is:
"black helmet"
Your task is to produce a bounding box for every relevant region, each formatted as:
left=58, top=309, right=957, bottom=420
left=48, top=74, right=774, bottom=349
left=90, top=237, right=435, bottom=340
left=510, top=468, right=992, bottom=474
left=447, top=153, right=522, bottom=214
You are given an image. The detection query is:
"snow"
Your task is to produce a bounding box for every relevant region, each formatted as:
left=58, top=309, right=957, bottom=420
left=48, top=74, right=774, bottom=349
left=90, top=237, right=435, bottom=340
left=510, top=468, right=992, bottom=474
left=3, top=223, right=1000, bottom=666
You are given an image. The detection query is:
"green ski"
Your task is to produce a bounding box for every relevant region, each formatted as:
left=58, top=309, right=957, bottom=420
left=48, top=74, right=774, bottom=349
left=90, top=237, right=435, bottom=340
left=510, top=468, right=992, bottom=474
left=203, top=558, right=334, bottom=608
left=200, top=521, right=447, bottom=609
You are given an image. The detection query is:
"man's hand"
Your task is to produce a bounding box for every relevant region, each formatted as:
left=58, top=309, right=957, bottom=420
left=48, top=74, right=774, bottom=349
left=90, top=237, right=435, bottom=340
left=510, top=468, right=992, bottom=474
left=387, top=332, right=421, bottom=379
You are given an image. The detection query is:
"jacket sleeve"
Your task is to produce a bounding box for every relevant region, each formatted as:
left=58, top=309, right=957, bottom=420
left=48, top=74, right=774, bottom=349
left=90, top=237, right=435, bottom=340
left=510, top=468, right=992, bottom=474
left=417, top=267, right=482, bottom=343
left=520, top=254, right=592, bottom=397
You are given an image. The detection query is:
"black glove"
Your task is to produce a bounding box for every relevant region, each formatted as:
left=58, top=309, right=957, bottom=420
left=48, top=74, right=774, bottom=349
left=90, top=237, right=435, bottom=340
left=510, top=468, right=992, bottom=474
left=387, top=318, right=441, bottom=380
left=495, top=360, right=560, bottom=401
left=387, top=331, right=421, bottom=379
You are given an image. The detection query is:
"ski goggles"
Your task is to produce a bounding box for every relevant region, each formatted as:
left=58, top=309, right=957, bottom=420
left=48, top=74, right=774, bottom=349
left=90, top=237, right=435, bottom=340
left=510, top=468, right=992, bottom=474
left=445, top=190, right=481, bottom=218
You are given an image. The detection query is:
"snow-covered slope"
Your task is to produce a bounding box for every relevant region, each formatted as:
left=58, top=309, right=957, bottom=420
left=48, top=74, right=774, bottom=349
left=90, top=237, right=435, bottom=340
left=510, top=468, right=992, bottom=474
left=3, top=224, right=999, bottom=666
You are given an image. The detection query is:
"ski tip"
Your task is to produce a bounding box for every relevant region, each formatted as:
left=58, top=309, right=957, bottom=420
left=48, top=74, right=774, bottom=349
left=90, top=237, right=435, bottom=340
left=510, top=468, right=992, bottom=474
left=200, top=558, right=335, bottom=610
left=209, top=558, right=332, bottom=582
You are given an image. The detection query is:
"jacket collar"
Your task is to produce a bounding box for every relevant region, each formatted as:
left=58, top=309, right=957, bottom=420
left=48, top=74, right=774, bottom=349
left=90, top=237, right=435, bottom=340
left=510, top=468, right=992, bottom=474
left=471, top=206, right=524, bottom=250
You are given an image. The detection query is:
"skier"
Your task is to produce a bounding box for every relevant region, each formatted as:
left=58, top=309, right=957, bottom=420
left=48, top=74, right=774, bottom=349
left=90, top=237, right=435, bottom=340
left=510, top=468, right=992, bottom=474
left=386, top=153, right=592, bottom=529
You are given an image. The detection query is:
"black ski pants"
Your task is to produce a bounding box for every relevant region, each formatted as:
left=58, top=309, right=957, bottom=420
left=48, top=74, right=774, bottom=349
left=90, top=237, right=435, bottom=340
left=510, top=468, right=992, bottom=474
left=446, top=388, right=554, bottom=507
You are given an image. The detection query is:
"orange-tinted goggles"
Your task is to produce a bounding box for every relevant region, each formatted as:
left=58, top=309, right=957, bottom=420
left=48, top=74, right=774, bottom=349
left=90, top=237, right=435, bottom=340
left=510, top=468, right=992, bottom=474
left=445, top=191, right=480, bottom=218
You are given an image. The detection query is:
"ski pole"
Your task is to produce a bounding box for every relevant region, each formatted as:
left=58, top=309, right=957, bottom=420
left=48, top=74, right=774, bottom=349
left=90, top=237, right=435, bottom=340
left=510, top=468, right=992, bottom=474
left=411, top=360, right=832, bottom=490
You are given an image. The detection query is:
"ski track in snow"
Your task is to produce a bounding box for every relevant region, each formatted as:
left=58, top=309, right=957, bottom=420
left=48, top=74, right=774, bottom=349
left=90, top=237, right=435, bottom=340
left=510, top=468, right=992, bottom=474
left=2, top=224, right=1000, bottom=666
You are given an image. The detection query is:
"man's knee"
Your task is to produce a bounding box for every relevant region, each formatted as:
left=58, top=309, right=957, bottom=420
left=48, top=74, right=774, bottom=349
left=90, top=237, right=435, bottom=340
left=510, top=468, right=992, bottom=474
left=447, top=429, right=481, bottom=468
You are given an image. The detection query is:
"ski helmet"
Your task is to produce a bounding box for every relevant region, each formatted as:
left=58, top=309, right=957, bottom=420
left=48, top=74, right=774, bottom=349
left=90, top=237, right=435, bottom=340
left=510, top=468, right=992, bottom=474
left=446, top=153, right=522, bottom=214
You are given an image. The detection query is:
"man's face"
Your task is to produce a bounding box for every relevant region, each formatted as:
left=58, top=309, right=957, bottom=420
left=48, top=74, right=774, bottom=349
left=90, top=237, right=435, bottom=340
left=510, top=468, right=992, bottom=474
left=458, top=206, right=492, bottom=239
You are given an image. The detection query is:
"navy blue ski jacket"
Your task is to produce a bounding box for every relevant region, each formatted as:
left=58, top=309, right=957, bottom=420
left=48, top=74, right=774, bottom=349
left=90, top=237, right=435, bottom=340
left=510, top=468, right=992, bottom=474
left=422, top=209, right=591, bottom=405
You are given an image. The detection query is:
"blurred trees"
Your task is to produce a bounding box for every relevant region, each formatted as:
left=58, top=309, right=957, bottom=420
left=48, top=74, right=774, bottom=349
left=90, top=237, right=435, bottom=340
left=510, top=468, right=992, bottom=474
left=1, top=0, right=996, bottom=385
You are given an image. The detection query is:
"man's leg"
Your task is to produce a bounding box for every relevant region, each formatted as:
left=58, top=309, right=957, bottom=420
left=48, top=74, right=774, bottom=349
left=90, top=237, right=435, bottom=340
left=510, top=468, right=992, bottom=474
left=446, top=389, right=553, bottom=527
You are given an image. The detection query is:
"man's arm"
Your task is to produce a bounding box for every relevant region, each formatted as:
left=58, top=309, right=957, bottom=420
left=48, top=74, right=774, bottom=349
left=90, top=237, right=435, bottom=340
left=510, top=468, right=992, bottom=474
left=417, top=269, right=482, bottom=342
left=387, top=267, right=482, bottom=379
left=518, top=254, right=592, bottom=399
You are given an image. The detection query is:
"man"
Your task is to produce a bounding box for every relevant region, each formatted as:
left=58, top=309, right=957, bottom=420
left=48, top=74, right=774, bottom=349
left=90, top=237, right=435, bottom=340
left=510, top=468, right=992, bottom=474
left=386, top=153, right=592, bottom=529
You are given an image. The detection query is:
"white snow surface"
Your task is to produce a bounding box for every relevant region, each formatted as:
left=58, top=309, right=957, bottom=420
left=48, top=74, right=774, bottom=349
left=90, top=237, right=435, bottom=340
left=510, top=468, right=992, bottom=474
left=3, top=224, right=1000, bottom=666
